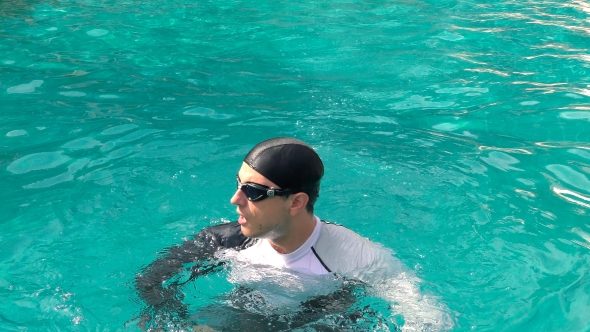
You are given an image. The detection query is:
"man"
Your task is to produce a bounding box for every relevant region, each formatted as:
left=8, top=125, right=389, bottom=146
left=135, top=137, right=451, bottom=331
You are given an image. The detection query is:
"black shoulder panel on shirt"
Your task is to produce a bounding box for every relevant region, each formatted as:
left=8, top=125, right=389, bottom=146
left=320, top=219, right=343, bottom=227
left=195, top=221, right=257, bottom=251
left=311, top=246, right=332, bottom=273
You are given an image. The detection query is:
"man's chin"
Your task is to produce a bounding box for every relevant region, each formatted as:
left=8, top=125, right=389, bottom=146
left=240, top=225, right=266, bottom=239
left=239, top=224, right=255, bottom=238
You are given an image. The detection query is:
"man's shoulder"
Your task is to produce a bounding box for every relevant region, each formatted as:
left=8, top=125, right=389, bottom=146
left=314, top=221, right=394, bottom=276
left=318, top=221, right=368, bottom=244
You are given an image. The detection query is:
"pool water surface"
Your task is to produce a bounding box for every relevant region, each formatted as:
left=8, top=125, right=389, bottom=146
left=1, top=0, right=590, bottom=330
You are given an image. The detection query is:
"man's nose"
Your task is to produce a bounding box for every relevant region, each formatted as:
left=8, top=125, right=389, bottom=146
left=230, top=188, right=246, bottom=205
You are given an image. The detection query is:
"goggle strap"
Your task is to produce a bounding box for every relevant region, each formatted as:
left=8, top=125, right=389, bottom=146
left=267, top=188, right=291, bottom=197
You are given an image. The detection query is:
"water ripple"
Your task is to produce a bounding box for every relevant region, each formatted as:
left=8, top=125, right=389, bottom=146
left=547, top=164, right=590, bottom=193
left=24, top=158, right=90, bottom=189
left=6, top=80, right=43, bottom=94
left=552, top=187, right=590, bottom=209
left=2, top=0, right=590, bottom=330
left=480, top=151, right=524, bottom=172
left=7, top=152, right=71, bottom=175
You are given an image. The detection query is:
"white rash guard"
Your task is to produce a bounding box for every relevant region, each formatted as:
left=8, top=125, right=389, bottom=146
left=238, top=216, right=404, bottom=280
left=232, top=216, right=453, bottom=331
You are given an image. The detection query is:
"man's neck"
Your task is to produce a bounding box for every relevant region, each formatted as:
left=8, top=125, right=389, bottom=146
left=269, top=213, right=316, bottom=254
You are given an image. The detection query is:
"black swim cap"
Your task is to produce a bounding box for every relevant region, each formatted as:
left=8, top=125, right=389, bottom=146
left=244, top=137, right=324, bottom=192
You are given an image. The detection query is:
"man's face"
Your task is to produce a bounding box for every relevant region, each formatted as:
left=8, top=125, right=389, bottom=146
left=230, top=162, right=292, bottom=239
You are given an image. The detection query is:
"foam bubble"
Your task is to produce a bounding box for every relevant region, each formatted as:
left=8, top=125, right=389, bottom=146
left=7, top=151, right=71, bottom=174
left=480, top=151, right=523, bottom=172
left=23, top=158, right=89, bottom=189
left=62, top=137, right=101, bottom=150
left=87, top=29, right=109, bottom=37
left=435, top=87, right=488, bottom=94
left=560, top=112, right=590, bottom=121
left=171, top=128, right=208, bottom=135
left=347, top=115, right=397, bottom=124
left=59, top=91, right=86, bottom=97
left=433, top=122, right=461, bottom=131
left=7, top=80, right=43, bottom=94
left=547, top=164, right=590, bottom=193
left=389, top=95, right=455, bottom=110
left=100, top=124, right=138, bottom=135
left=565, top=93, right=583, bottom=99
left=520, top=101, right=539, bottom=106
left=183, top=107, right=234, bottom=119
left=99, top=129, right=161, bottom=153
left=569, top=149, right=590, bottom=160
left=46, top=27, right=57, bottom=31
left=6, top=130, right=27, bottom=137
left=437, top=31, right=464, bottom=41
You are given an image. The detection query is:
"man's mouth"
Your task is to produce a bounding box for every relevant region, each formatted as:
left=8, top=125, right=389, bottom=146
left=238, top=215, right=247, bottom=225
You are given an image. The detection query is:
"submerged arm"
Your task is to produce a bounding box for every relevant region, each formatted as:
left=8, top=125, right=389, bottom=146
left=195, top=282, right=361, bottom=332
left=134, top=222, right=255, bottom=329
left=290, top=280, right=360, bottom=329
left=135, top=232, right=216, bottom=306
left=135, top=221, right=254, bottom=305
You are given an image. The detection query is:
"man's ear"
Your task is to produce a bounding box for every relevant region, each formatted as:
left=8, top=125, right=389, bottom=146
left=289, top=192, right=310, bottom=216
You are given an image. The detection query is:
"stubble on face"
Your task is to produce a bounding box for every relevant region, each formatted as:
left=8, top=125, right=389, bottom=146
left=239, top=198, right=290, bottom=241
left=252, top=216, right=288, bottom=240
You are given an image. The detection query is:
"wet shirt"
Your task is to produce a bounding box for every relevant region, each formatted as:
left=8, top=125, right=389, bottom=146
left=136, top=216, right=452, bottom=331
left=236, top=216, right=401, bottom=281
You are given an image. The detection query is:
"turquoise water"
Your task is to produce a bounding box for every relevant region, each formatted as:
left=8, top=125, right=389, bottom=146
left=2, top=0, right=590, bottom=330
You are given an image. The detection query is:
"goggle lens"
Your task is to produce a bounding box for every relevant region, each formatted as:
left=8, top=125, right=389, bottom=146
left=236, top=176, right=291, bottom=202
left=236, top=178, right=267, bottom=201
left=241, top=185, right=265, bottom=201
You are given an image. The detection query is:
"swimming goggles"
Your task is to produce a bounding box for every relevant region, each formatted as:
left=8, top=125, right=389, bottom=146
left=236, top=176, right=292, bottom=201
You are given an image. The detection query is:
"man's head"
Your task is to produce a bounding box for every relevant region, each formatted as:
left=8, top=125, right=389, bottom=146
left=243, top=137, right=324, bottom=211
left=230, top=137, right=324, bottom=239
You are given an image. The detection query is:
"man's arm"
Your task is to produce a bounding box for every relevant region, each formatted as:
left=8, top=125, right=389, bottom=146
left=135, top=222, right=255, bottom=306
left=134, top=222, right=255, bottom=330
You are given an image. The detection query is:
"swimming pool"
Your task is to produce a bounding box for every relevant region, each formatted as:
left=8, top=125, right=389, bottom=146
left=1, top=0, right=589, bottom=330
